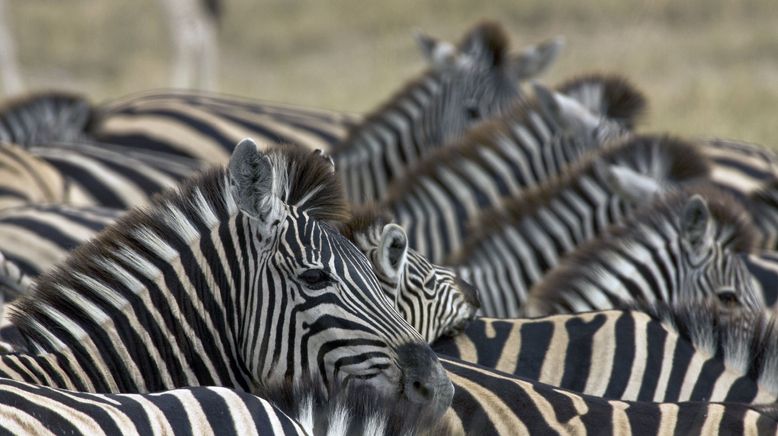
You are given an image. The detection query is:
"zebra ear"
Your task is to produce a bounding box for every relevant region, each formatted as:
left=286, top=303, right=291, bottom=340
left=533, top=83, right=600, bottom=133
left=509, top=36, right=564, bottom=80
left=376, top=223, right=409, bottom=284
left=604, top=164, right=663, bottom=204
left=415, top=31, right=457, bottom=68
left=681, top=194, right=713, bottom=254
left=228, top=138, right=282, bottom=225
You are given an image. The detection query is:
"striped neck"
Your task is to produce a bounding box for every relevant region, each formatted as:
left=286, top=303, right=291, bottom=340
left=2, top=170, right=252, bottom=393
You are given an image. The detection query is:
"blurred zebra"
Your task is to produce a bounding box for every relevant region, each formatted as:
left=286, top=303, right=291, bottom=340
left=741, top=250, right=778, bottom=309
left=0, top=140, right=454, bottom=419
left=89, top=22, right=563, bottom=204
left=384, top=76, right=644, bottom=262
left=434, top=301, right=778, bottom=403
left=447, top=135, right=711, bottom=316
left=523, top=185, right=763, bottom=316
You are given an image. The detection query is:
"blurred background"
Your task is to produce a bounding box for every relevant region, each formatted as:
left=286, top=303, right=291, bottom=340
left=5, top=0, right=778, bottom=144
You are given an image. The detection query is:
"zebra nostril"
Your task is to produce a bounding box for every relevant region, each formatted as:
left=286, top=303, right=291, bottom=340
left=406, top=378, right=433, bottom=403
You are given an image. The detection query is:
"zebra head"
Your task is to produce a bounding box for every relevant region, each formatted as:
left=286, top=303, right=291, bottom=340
left=342, top=207, right=481, bottom=343
left=228, top=140, right=453, bottom=416
left=675, top=192, right=764, bottom=311
left=414, top=21, right=564, bottom=144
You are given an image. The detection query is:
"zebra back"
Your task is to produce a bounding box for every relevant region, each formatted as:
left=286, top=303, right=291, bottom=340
left=433, top=302, right=778, bottom=403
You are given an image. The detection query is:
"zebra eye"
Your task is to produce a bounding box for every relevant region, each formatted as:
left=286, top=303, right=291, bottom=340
left=465, top=105, right=480, bottom=121
left=717, top=290, right=740, bottom=307
left=299, top=269, right=333, bottom=290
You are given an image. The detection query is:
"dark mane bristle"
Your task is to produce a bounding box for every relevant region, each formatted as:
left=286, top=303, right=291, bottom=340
left=449, top=134, right=711, bottom=264
left=0, top=90, right=93, bottom=146
left=529, top=183, right=757, bottom=304
left=458, top=20, right=510, bottom=66
left=340, top=204, right=393, bottom=242
left=556, top=73, right=647, bottom=129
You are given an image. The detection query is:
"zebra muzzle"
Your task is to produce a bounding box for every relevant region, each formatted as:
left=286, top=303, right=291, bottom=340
left=397, top=342, right=454, bottom=418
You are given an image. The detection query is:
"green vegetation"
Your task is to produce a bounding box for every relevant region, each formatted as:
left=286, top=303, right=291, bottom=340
left=9, top=0, right=778, bottom=145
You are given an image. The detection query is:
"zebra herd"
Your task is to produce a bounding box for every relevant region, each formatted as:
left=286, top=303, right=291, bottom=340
left=0, top=19, right=776, bottom=434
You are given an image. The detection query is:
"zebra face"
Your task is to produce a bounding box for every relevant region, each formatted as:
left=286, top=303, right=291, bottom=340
left=677, top=195, right=764, bottom=311
left=352, top=221, right=480, bottom=343
left=415, top=22, right=564, bottom=146
left=228, top=140, right=453, bottom=417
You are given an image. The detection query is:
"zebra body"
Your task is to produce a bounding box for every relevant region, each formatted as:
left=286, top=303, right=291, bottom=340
left=0, top=140, right=453, bottom=418
left=434, top=303, right=778, bottom=404
left=450, top=135, right=711, bottom=317
left=384, top=77, right=642, bottom=262
left=524, top=185, right=762, bottom=316
left=741, top=250, right=778, bottom=309
left=439, top=356, right=778, bottom=435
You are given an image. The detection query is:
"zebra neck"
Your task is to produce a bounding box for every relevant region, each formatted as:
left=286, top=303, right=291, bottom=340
left=334, top=76, right=444, bottom=202
left=7, top=173, right=252, bottom=393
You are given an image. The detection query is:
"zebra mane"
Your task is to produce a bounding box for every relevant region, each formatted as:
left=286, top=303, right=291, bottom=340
left=10, top=143, right=349, bottom=342
left=530, top=184, right=757, bottom=301
left=259, top=377, right=451, bottom=436
left=450, top=135, right=711, bottom=263
left=632, top=300, right=778, bottom=394
left=457, top=20, right=511, bottom=67
left=0, top=91, right=92, bottom=146
left=339, top=205, right=393, bottom=242
left=556, top=73, right=648, bottom=129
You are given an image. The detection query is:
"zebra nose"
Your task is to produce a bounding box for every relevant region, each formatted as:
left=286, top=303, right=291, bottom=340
left=397, top=342, right=454, bottom=418
left=455, top=277, right=481, bottom=310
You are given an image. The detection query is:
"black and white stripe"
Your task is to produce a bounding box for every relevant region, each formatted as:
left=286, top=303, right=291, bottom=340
left=434, top=302, right=778, bottom=403
left=0, top=140, right=453, bottom=419
left=384, top=77, right=643, bottom=262
left=524, top=185, right=763, bottom=315
left=449, top=135, right=711, bottom=316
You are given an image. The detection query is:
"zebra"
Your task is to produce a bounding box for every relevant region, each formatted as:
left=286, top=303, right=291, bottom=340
left=447, top=135, right=712, bottom=317
left=523, top=185, right=763, bottom=316
left=383, top=76, right=645, bottom=262
left=438, top=356, right=778, bottom=435
left=341, top=206, right=480, bottom=342
left=433, top=301, right=778, bottom=404
left=0, top=139, right=454, bottom=419
left=0, top=203, right=480, bottom=346
left=86, top=22, right=564, bottom=203
left=0, top=375, right=454, bottom=435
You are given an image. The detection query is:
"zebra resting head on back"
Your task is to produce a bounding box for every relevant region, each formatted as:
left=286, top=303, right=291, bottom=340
left=5, top=139, right=453, bottom=418
left=524, top=185, right=763, bottom=316
left=341, top=206, right=481, bottom=343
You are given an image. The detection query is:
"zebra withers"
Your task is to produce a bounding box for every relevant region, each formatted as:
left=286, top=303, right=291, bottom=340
left=448, top=135, right=711, bottom=317
left=433, top=302, right=778, bottom=403
left=383, top=77, right=643, bottom=262
left=0, top=139, right=454, bottom=418
left=524, top=185, right=763, bottom=315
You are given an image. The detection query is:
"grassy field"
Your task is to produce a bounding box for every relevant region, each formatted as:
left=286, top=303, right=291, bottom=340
left=8, top=1, right=778, bottom=145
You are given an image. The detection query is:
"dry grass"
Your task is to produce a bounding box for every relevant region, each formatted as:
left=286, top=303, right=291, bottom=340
left=8, top=0, right=778, bottom=145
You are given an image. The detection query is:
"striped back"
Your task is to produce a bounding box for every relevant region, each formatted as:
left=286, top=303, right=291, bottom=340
left=434, top=302, right=778, bottom=403
left=525, top=185, right=762, bottom=315
left=384, top=78, right=643, bottom=262
left=3, top=140, right=453, bottom=419
left=450, top=135, right=711, bottom=316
